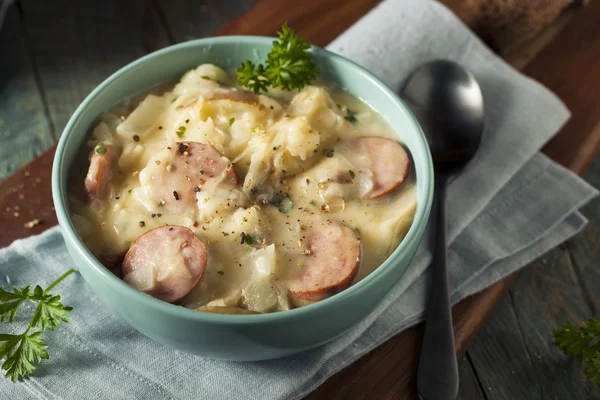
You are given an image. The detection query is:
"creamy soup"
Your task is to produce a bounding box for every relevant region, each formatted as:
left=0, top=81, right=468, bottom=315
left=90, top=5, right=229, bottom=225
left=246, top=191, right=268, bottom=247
left=69, top=64, right=416, bottom=313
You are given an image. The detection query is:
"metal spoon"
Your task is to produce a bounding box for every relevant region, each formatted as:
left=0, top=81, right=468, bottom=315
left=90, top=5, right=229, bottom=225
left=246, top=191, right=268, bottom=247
left=401, top=60, right=484, bottom=400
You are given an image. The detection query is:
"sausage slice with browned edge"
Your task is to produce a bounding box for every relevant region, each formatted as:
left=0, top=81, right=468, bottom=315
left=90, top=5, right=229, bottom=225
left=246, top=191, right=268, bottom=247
left=139, top=141, right=238, bottom=215
left=84, top=144, right=118, bottom=200
left=121, top=226, right=207, bottom=303
left=346, top=137, right=410, bottom=199
left=289, top=220, right=361, bottom=302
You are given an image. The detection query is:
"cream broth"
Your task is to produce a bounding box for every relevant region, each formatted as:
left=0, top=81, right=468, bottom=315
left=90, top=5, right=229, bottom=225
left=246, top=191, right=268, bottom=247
left=69, top=64, right=416, bottom=313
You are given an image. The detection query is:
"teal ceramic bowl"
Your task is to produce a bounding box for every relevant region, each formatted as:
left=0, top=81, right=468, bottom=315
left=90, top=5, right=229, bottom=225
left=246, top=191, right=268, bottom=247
left=52, top=36, right=434, bottom=361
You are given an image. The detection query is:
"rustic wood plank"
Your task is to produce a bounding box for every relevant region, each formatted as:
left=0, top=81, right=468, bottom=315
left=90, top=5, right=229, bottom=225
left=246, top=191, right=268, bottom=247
left=19, top=0, right=170, bottom=133
left=156, top=0, right=256, bottom=43
left=469, top=247, right=600, bottom=399
left=464, top=290, right=545, bottom=399
left=568, top=156, right=600, bottom=313
left=0, top=5, right=54, bottom=181
left=457, top=355, right=487, bottom=400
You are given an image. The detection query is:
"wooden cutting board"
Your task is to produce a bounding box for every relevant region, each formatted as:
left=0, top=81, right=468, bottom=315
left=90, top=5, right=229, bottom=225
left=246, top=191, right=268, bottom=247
left=1, top=0, right=600, bottom=398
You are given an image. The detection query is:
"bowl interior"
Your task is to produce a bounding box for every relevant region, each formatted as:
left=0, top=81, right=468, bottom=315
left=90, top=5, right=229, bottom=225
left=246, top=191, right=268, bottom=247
left=52, top=36, right=433, bottom=323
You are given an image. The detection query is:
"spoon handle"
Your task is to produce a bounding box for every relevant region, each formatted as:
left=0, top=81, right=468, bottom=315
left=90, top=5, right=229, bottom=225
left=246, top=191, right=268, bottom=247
left=417, top=175, right=459, bottom=400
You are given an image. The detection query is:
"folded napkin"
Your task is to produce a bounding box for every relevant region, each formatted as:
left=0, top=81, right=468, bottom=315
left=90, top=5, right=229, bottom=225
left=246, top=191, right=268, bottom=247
left=1, top=0, right=598, bottom=399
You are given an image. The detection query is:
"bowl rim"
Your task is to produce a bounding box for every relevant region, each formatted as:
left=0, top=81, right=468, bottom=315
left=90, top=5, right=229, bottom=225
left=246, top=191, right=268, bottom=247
left=52, top=35, right=434, bottom=324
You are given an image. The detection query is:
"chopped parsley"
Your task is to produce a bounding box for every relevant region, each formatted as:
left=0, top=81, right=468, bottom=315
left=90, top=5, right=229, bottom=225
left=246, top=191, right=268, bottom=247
left=201, top=75, right=211, bottom=80
left=242, top=233, right=256, bottom=245
left=309, top=200, right=317, bottom=206
left=171, top=95, right=179, bottom=104
left=95, top=142, right=107, bottom=155
left=344, top=108, right=358, bottom=124
left=158, top=201, right=165, bottom=207
left=217, top=270, right=225, bottom=276
left=349, top=170, right=355, bottom=179
left=176, top=126, right=186, bottom=138
left=229, top=117, right=235, bottom=127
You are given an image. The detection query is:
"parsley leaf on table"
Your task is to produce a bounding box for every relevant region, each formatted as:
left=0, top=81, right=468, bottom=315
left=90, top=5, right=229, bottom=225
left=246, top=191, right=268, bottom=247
left=0, top=269, right=75, bottom=382
left=553, top=317, right=600, bottom=386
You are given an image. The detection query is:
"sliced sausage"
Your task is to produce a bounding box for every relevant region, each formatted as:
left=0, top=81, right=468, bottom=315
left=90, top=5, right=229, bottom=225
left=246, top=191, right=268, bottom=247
left=289, top=220, right=361, bottom=302
left=121, top=226, right=207, bottom=303
left=84, top=144, right=118, bottom=200
left=139, top=142, right=238, bottom=215
left=345, top=137, right=410, bottom=199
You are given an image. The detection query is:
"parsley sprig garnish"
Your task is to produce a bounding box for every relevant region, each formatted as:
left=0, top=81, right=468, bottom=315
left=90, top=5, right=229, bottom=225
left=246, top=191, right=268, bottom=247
left=237, top=23, right=318, bottom=93
left=553, top=317, right=600, bottom=385
left=0, top=269, right=75, bottom=382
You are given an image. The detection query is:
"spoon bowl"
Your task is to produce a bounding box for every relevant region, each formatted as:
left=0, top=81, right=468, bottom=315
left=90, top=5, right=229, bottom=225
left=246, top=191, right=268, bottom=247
left=403, top=60, right=484, bottom=170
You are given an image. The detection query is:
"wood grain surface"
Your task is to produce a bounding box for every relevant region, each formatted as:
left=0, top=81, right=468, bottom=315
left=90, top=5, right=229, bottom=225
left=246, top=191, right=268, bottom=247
left=0, top=0, right=599, bottom=399
left=0, top=5, right=54, bottom=181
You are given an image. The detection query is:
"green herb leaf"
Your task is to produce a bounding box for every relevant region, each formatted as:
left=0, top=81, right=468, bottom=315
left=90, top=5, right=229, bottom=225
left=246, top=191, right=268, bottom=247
left=553, top=318, right=600, bottom=385
left=229, top=117, right=235, bottom=127
left=95, top=142, right=107, bottom=155
left=344, top=108, right=358, bottom=124
left=584, top=352, right=600, bottom=385
left=217, top=271, right=225, bottom=276
left=236, top=61, right=269, bottom=94
left=171, top=95, right=179, bottom=104
left=265, top=23, right=319, bottom=91
left=176, top=126, right=186, bottom=138
left=237, top=23, right=318, bottom=93
left=30, top=293, right=72, bottom=332
left=1, top=332, right=49, bottom=383
left=0, top=287, right=29, bottom=324
left=309, top=200, right=317, bottom=206
left=0, top=269, right=75, bottom=382
left=349, top=170, right=355, bottom=179
left=201, top=75, right=211, bottom=80
left=243, top=233, right=256, bottom=245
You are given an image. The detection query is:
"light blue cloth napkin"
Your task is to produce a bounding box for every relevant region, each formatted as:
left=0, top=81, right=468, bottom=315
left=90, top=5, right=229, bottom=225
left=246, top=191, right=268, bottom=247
left=0, top=0, right=598, bottom=399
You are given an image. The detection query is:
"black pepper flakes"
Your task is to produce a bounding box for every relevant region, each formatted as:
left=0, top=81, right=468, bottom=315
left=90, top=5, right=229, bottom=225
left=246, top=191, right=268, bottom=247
left=177, top=143, right=189, bottom=154
left=157, top=213, right=162, bottom=217
left=139, top=221, right=145, bottom=227
left=158, top=126, right=163, bottom=130
left=240, top=232, right=246, bottom=244
left=173, top=191, right=180, bottom=200
left=193, top=186, right=201, bottom=193
left=133, top=135, right=140, bottom=142
left=169, top=227, right=174, bottom=231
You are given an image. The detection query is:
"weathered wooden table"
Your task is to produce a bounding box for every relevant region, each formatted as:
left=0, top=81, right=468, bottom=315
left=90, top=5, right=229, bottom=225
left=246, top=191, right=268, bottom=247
left=1, top=1, right=599, bottom=398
